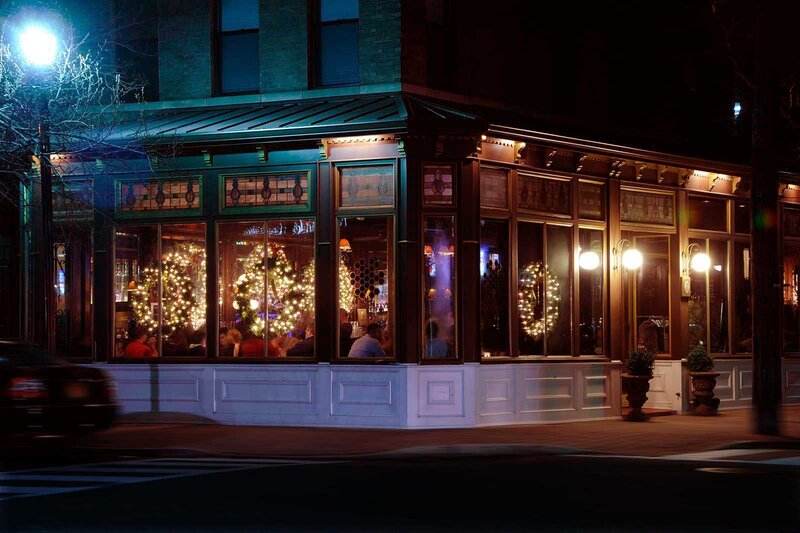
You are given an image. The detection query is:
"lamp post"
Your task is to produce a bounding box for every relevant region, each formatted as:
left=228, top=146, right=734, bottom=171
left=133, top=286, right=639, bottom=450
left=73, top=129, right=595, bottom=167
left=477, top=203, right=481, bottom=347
left=19, top=24, right=58, bottom=351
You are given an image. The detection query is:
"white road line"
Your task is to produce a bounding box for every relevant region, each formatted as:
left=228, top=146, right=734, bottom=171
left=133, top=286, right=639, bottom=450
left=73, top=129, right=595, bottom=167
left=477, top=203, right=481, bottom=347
left=662, top=449, right=788, bottom=461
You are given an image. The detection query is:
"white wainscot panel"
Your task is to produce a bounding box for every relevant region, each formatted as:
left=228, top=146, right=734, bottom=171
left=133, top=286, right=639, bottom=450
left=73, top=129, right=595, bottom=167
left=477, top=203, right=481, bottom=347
left=518, top=367, right=576, bottom=414
left=214, top=368, right=319, bottom=416
left=583, top=374, right=609, bottom=410
left=738, top=368, right=753, bottom=401
left=330, top=368, right=402, bottom=419
left=477, top=367, right=515, bottom=420
left=106, top=365, right=206, bottom=415
left=784, top=365, right=800, bottom=404
left=417, top=370, right=465, bottom=418
left=714, top=369, right=735, bottom=402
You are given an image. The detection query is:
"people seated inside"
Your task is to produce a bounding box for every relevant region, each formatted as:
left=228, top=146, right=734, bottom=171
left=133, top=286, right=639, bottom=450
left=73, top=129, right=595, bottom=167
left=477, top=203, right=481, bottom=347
left=188, top=329, right=206, bottom=357
left=123, top=326, right=159, bottom=358
left=287, top=323, right=314, bottom=357
left=162, top=326, right=189, bottom=357
left=339, top=308, right=354, bottom=356
left=220, top=328, right=242, bottom=357
left=348, top=322, right=386, bottom=358
left=424, top=319, right=449, bottom=358
left=239, top=330, right=265, bottom=357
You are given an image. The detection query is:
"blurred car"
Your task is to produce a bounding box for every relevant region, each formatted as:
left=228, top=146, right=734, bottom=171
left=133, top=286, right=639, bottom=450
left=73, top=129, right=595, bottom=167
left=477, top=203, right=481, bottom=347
left=0, top=340, right=117, bottom=439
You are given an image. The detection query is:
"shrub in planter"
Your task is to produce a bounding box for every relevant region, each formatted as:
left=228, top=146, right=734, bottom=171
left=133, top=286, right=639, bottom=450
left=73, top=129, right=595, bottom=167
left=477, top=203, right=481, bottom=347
left=686, top=345, right=719, bottom=415
left=622, top=348, right=655, bottom=421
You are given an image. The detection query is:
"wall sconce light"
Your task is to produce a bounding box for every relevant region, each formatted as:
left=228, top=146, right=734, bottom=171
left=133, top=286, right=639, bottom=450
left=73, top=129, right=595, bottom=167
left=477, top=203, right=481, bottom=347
left=680, top=243, right=711, bottom=297
left=612, top=239, right=642, bottom=271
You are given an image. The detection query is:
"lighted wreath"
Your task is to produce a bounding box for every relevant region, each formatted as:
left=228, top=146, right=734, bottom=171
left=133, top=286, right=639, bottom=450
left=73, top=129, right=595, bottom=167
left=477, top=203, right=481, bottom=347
left=518, top=261, right=560, bottom=340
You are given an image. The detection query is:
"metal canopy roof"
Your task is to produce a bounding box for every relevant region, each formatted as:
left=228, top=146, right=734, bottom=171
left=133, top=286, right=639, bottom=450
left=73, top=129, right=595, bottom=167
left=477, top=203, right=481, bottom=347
left=111, top=93, right=483, bottom=145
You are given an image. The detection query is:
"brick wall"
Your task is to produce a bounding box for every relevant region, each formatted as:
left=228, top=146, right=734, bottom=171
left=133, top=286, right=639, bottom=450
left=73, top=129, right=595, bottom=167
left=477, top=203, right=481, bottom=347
left=158, top=0, right=212, bottom=100
left=359, top=0, right=401, bottom=86
left=261, top=0, right=307, bottom=92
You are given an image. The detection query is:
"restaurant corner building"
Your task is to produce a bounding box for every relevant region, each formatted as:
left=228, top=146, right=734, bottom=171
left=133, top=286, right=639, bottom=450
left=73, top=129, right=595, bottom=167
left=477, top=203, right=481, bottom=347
left=9, top=0, right=800, bottom=428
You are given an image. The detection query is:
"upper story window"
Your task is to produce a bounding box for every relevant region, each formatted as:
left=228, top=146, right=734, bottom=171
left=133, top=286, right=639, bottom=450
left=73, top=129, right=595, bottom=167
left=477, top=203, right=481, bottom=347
left=217, top=0, right=260, bottom=95
left=316, top=0, right=359, bottom=87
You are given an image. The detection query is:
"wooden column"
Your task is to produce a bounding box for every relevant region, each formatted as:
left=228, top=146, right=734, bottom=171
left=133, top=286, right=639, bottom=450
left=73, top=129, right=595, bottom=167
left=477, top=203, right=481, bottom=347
left=671, top=189, right=689, bottom=361
left=395, top=155, right=421, bottom=363
left=316, top=162, right=334, bottom=362
left=460, top=157, right=481, bottom=362
left=204, top=171, right=219, bottom=359
left=751, top=3, right=782, bottom=435
left=607, top=179, right=623, bottom=358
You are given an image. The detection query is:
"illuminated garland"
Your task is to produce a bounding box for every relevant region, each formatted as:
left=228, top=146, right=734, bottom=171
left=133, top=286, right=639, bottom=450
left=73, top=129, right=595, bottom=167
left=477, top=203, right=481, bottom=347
left=518, top=261, right=560, bottom=340
left=129, top=267, right=159, bottom=334
left=339, top=257, right=355, bottom=313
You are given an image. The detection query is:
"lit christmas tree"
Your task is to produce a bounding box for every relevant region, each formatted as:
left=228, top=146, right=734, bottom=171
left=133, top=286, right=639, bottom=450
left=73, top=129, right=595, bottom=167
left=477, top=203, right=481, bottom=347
left=129, top=243, right=207, bottom=334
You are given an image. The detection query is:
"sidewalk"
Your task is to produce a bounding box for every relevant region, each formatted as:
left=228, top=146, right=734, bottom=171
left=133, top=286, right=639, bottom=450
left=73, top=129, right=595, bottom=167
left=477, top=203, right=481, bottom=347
left=77, top=407, right=800, bottom=459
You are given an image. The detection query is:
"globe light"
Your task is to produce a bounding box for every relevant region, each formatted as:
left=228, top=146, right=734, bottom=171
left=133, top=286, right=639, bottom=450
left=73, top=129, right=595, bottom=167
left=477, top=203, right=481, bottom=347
left=19, top=26, right=58, bottom=66
left=578, top=250, right=600, bottom=270
left=690, top=252, right=711, bottom=273
left=621, top=248, right=643, bottom=270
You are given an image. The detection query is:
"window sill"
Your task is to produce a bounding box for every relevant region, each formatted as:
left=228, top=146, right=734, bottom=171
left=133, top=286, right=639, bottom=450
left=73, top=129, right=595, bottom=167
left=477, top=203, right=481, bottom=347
left=480, top=356, right=613, bottom=364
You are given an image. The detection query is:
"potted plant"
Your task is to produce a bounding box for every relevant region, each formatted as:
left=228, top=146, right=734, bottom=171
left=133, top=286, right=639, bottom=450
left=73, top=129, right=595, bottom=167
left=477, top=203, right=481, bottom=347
left=686, top=345, right=720, bottom=415
left=622, top=348, right=655, bottom=421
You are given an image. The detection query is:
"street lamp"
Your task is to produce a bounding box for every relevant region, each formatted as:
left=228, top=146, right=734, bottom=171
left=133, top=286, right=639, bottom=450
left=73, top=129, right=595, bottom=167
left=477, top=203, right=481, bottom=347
left=19, top=25, right=58, bottom=66
left=17, top=22, right=58, bottom=350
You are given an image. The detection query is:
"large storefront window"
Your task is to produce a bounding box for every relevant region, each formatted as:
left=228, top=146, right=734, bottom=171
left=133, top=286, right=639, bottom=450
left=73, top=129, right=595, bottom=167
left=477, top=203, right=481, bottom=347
left=219, top=220, right=315, bottom=358
left=54, top=224, right=93, bottom=357
left=516, top=222, right=573, bottom=356
left=423, top=216, right=456, bottom=359
left=578, top=228, right=604, bottom=355
left=114, top=224, right=206, bottom=358
left=783, top=241, right=800, bottom=352
left=688, top=238, right=729, bottom=352
left=733, top=241, right=752, bottom=352
left=626, top=234, right=671, bottom=355
left=338, top=217, right=393, bottom=358
left=480, top=219, right=509, bottom=357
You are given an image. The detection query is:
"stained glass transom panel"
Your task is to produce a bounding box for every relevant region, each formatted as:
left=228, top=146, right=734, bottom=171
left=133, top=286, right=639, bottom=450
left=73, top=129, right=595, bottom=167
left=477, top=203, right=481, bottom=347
left=517, top=174, right=571, bottom=215
left=338, top=165, right=395, bottom=209
left=480, top=167, right=508, bottom=209
left=224, top=173, right=309, bottom=209
left=423, top=164, right=454, bottom=206
left=118, top=178, right=200, bottom=213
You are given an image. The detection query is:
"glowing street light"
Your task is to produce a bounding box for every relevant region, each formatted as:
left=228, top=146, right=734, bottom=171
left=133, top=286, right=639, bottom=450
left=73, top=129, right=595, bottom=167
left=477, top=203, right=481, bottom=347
left=690, top=252, right=711, bottom=273
left=19, top=25, right=58, bottom=66
left=621, top=248, right=643, bottom=270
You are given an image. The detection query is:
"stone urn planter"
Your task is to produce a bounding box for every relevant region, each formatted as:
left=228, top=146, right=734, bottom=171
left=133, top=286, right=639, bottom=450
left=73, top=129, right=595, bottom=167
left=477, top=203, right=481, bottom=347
left=622, top=373, right=652, bottom=421
left=622, top=349, right=655, bottom=422
left=689, top=371, right=720, bottom=416
left=686, top=346, right=719, bottom=416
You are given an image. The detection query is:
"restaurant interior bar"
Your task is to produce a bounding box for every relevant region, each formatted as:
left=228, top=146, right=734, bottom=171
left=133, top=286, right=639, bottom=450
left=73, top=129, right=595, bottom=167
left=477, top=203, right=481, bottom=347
left=42, top=94, right=800, bottom=427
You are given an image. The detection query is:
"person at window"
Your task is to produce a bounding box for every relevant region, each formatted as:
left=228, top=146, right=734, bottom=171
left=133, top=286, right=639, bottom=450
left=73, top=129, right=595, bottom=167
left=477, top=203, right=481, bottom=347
left=287, top=323, right=314, bottom=357
left=124, top=326, right=159, bottom=358
left=162, top=326, right=189, bottom=357
left=348, top=322, right=386, bottom=358
left=188, top=330, right=206, bottom=357
left=266, top=334, right=284, bottom=358
left=240, top=329, right=265, bottom=357
left=339, top=308, right=354, bottom=357
left=425, top=319, right=449, bottom=358
left=219, top=326, right=229, bottom=348
left=220, top=328, right=242, bottom=357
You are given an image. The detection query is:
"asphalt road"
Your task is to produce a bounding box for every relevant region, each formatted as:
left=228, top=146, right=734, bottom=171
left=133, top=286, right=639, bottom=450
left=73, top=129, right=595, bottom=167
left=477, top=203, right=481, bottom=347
left=1, top=449, right=798, bottom=532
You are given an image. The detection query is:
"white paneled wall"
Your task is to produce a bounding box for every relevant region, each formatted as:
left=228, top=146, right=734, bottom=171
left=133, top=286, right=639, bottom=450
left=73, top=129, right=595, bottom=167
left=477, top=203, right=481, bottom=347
left=95, top=361, right=622, bottom=428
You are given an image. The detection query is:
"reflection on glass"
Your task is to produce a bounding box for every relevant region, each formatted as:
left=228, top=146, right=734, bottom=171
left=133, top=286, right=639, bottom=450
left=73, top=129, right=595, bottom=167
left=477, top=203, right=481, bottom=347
left=735, top=202, right=750, bottom=234
left=517, top=222, right=544, bottom=355
left=423, top=216, right=456, bottom=358
left=708, top=240, right=728, bottom=353
left=338, top=217, right=393, bottom=358
left=688, top=238, right=708, bottom=350
left=579, top=229, right=604, bottom=355
left=632, top=235, right=670, bottom=354
left=688, top=196, right=727, bottom=232
left=733, top=242, right=752, bottom=352
left=53, top=223, right=93, bottom=357
left=783, top=242, right=800, bottom=352
left=161, top=224, right=207, bottom=357
left=480, top=219, right=509, bottom=357
left=546, top=225, right=572, bottom=355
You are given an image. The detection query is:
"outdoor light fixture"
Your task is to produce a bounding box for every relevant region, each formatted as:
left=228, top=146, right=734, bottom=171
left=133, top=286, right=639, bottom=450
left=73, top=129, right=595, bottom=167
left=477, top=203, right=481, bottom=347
left=733, top=101, right=742, bottom=120
left=680, top=242, right=711, bottom=297
left=19, top=25, right=58, bottom=66
left=612, top=239, right=642, bottom=271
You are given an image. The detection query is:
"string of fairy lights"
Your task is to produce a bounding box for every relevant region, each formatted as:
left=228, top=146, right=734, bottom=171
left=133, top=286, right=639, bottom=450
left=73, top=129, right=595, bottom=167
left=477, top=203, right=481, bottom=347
left=517, top=261, right=560, bottom=340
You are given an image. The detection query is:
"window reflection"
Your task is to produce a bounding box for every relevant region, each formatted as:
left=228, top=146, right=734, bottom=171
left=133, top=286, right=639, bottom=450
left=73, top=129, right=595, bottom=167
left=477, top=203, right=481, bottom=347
left=579, top=228, right=604, bottom=355
left=480, top=219, right=509, bottom=357
left=423, top=216, right=456, bottom=358
left=783, top=242, right=800, bottom=352
left=733, top=242, right=752, bottom=352
left=628, top=234, right=670, bottom=355
left=338, top=217, right=393, bottom=358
